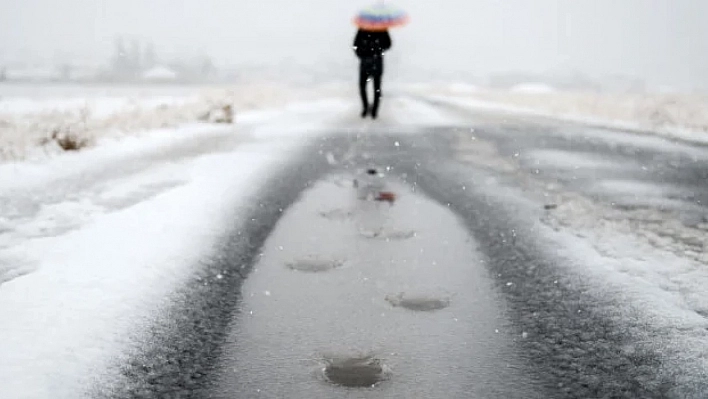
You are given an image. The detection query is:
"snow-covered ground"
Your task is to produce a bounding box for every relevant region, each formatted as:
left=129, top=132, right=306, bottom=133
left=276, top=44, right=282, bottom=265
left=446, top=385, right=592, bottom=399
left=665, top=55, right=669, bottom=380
left=0, top=97, right=351, bottom=398
left=2, top=84, right=708, bottom=397
left=0, top=83, right=349, bottom=162
left=0, top=91, right=459, bottom=398
left=4, top=82, right=706, bottom=164
left=449, top=120, right=708, bottom=393
left=411, top=84, right=708, bottom=145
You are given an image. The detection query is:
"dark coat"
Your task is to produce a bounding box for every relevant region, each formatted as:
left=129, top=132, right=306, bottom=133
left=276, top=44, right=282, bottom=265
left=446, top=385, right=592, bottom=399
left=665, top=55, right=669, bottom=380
left=353, top=29, right=392, bottom=59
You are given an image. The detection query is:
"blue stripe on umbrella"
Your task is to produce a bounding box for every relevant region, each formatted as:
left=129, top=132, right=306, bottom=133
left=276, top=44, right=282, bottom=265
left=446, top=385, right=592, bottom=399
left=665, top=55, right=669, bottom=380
left=355, top=3, right=408, bottom=30
left=358, top=5, right=406, bottom=19
left=359, top=15, right=400, bottom=23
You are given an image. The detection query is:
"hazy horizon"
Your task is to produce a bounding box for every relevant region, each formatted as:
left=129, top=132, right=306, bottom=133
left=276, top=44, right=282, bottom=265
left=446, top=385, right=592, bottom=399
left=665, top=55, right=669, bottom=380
left=2, top=0, right=708, bottom=90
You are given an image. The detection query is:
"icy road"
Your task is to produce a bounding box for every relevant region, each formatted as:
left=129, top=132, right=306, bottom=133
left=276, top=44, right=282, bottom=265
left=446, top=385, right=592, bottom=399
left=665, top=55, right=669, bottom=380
left=1, top=96, right=708, bottom=398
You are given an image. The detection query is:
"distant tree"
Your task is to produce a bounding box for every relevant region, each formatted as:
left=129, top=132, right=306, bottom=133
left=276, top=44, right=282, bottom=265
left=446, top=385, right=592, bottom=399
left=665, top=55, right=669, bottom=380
left=143, top=42, right=157, bottom=69
left=59, top=64, right=73, bottom=81
left=128, top=38, right=142, bottom=72
left=0, top=67, right=6, bottom=82
left=110, top=36, right=130, bottom=77
left=200, top=55, right=216, bottom=77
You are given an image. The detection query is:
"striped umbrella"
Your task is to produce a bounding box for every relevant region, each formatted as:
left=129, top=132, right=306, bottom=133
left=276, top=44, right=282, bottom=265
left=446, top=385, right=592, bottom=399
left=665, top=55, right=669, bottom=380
left=354, top=3, right=409, bottom=31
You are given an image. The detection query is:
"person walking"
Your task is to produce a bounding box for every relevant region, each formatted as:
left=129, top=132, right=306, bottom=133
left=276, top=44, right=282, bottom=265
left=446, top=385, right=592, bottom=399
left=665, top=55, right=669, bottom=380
left=353, top=28, right=391, bottom=119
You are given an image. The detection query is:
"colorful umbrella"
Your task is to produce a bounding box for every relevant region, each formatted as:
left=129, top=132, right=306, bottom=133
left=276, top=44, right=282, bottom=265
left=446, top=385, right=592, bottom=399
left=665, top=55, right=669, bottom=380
left=354, top=3, right=409, bottom=31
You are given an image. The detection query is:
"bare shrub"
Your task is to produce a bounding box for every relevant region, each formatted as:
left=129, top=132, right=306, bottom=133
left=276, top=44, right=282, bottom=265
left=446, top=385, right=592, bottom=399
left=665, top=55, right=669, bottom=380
left=41, top=128, right=90, bottom=152
left=197, top=103, right=234, bottom=124
left=215, top=104, right=234, bottom=124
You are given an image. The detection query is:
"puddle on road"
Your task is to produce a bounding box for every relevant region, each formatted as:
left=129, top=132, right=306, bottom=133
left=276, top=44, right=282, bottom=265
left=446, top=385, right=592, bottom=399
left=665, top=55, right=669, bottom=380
left=385, top=293, right=451, bottom=312
left=286, top=258, right=344, bottom=273
left=215, top=171, right=539, bottom=398
left=322, top=355, right=389, bottom=388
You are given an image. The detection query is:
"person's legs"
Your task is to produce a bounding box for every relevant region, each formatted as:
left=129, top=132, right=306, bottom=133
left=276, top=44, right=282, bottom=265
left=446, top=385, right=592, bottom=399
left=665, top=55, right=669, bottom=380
left=371, top=73, right=382, bottom=119
left=358, top=64, right=369, bottom=117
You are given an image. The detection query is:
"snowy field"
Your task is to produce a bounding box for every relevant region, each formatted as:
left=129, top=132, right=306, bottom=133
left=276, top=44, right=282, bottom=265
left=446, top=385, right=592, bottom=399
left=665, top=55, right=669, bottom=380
left=409, top=83, right=708, bottom=145
left=0, top=83, right=349, bottom=162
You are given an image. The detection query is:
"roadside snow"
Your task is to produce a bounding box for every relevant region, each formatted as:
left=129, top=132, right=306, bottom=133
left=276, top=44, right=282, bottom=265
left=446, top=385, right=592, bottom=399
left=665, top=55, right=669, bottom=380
left=0, top=99, right=349, bottom=399
left=455, top=156, right=708, bottom=395
left=0, top=83, right=349, bottom=162
left=449, top=122, right=708, bottom=395
left=539, top=196, right=708, bottom=394
left=422, top=89, right=708, bottom=145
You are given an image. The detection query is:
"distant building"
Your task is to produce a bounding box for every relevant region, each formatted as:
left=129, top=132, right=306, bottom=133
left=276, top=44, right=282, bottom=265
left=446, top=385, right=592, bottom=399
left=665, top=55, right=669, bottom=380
left=142, top=65, right=178, bottom=82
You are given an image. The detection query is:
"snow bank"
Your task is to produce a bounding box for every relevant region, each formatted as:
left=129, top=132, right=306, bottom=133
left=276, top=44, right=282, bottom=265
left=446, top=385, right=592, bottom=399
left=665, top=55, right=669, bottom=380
left=0, top=141, right=294, bottom=398
left=0, top=83, right=348, bottom=162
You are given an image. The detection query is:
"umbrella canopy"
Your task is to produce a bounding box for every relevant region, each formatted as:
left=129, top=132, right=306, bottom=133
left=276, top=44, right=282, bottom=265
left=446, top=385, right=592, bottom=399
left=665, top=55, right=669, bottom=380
left=354, top=3, right=409, bottom=31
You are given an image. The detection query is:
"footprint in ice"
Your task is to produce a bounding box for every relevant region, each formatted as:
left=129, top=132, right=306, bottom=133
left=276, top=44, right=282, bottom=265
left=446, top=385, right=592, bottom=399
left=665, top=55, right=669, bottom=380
left=385, top=292, right=451, bottom=312
left=286, top=258, right=344, bottom=273
left=319, top=208, right=354, bottom=221
left=360, top=229, right=416, bottom=240
left=322, top=354, right=390, bottom=388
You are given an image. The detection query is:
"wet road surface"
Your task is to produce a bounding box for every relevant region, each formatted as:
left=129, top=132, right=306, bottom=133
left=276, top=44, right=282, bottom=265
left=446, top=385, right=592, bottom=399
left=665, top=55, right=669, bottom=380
left=211, top=177, right=538, bottom=398
left=100, top=101, right=708, bottom=398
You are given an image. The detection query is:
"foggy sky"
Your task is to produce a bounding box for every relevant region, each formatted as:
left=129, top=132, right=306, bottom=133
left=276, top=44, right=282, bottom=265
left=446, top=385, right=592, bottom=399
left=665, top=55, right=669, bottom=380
left=2, top=0, right=707, bottom=90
